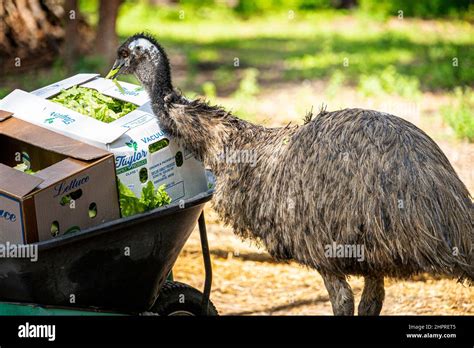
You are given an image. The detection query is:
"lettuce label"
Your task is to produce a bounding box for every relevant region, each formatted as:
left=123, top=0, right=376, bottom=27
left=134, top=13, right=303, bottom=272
left=0, top=209, right=16, bottom=222
left=53, top=176, right=89, bottom=197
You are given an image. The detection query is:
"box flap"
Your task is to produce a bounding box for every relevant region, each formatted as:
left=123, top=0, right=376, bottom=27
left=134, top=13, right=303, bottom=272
left=0, top=118, right=111, bottom=161
left=0, top=163, right=44, bottom=197
left=34, top=158, right=89, bottom=189
left=0, top=110, right=13, bottom=122
left=31, top=73, right=100, bottom=98
left=0, top=89, right=128, bottom=145
left=109, top=107, right=156, bottom=130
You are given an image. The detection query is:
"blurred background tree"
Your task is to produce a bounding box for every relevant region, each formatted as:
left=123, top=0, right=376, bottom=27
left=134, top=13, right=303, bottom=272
left=0, top=0, right=123, bottom=73
left=0, top=0, right=64, bottom=71
left=95, top=0, right=123, bottom=64
left=64, top=0, right=80, bottom=72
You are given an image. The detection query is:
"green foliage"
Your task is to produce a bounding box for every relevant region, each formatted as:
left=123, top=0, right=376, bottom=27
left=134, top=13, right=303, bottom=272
left=140, top=181, right=171, bottom=211
left=118, top=180, right=171, bottom=218
left=1, top=57, right=68, bottom=99
left=115, top=2, right=473, bottom=93
left=442, top=87, right=474, bottom=142
left=357, top=65, right=420, bottom=98
left=202, top=81, right=217, bottom=98
left=118, top=181, right=146, bottom=217
left=233, top=0, right=333, bottom=16
left=138, top=0, right=473, bottom=19
left=326, top=70, right=346, bottom=99
left=149, top=139, right=170, bottom=154
left=0, top=87, right=10, bottom=99
left=51, top=86, right=137, bottom=123
left=113, top=5, right=469, bottom=127
left=78, top=0, right=99, bottom=25
left=2, top=1, right=473, bottom=105
left=233, top=68, right=260, bottom=99
left=74, top=55, right=107, bottom=74
left=298, top=0, right=333, bottom=10
left=359, top=0, right=473, bottom=19
left=213, top=67, right=235, bottom=91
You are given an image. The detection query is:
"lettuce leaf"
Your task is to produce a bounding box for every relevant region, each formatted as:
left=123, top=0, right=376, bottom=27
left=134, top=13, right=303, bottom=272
left=118, top=180, right=146, bottom=217
left=112, top=78, right=125, bottom=94
left=118, top=180, right=171, bottom=217
left=13, top=163, right=35, bottom=175
left=51, top=86, right=137, bottom=123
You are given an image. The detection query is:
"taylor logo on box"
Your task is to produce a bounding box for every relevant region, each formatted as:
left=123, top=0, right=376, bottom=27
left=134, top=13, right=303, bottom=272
left=53, top=176, right=90, bottom=197
left=115, top=150, right=147, bottom=170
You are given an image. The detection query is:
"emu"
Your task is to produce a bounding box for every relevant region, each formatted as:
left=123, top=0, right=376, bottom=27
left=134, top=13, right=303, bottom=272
left=109, top=33, right=473, bottom=315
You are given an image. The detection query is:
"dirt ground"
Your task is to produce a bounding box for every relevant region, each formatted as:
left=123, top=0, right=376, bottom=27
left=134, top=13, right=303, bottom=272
left=173, top=83, right=473, bottom=316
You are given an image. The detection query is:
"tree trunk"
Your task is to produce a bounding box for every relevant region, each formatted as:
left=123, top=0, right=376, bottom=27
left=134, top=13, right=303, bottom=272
left=95, top=0, right=123, bottom=65
left=0, top=0, right=93, bottom=74
left=63, top=0, right=79, bottom=72
left=0, top=0, right=63, bottom=71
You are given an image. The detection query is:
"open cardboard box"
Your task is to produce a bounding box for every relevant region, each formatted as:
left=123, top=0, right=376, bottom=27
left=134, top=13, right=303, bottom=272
left=0, top=74, right=209, bottom=203
left=0, top=110, right=120, bottom=244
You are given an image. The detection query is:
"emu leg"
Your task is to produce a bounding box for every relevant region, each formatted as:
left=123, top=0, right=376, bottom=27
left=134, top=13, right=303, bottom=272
left=358, top=275, right=385, bottom=316
left=321, top=273, right=354, bottom=316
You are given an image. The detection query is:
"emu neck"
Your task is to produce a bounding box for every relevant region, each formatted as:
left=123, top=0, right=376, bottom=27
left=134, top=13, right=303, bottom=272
left=134, top=59, right=173, bottom=114
left=157, top=98, right=287, bottom=175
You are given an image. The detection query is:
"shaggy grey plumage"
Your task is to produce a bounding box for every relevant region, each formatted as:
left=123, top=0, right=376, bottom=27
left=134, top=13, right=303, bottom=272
left=111, top=33, right=473, bottom=315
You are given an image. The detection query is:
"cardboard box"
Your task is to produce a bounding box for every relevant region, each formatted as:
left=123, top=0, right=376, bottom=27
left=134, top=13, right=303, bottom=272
left=0, top=74, right=209, bottom=202
left=0, top=110, right=120, bottom=244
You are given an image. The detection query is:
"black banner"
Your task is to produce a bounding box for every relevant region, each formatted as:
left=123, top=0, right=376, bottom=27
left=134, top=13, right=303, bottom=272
left=0, top=315, right=472, bottom=346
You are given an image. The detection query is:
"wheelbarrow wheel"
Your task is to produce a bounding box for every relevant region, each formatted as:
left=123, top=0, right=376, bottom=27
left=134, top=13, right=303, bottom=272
left=151, top=281, right=218, bottom=316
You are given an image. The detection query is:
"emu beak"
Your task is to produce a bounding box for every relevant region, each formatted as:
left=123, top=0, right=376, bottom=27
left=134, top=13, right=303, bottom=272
left=105, top=59, right=125, bottom=79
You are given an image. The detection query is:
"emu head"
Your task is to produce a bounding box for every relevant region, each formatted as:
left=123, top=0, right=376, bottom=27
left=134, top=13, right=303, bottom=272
left=107, top=33, right=173, bottom=96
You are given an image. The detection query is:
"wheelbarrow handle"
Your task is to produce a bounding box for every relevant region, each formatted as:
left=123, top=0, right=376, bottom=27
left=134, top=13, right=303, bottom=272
left=198, top=212, right=212, bottom=316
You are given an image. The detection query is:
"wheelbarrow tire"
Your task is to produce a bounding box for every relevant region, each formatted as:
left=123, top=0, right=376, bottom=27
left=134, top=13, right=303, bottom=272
left=151, top=281, right=218, bottom=316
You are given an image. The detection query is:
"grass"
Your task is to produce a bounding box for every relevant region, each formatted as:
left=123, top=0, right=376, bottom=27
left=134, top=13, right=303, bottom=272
left=1, top=4, right=473, bottom=140
left=2, top=6, right=473, bottom=97
left=442, top=87, right=474, bottom=142
left=116, top=4, right=474, bottom=95
left=357, top=65, right=421, bottom=98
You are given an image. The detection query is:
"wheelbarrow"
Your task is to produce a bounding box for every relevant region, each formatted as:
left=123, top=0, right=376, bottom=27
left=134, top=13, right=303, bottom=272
left=0, top=185, right=217, bottom=316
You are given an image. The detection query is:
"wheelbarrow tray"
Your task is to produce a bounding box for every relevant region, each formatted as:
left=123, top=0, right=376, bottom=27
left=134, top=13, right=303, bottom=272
left=0, top=190, right=213, bottom=313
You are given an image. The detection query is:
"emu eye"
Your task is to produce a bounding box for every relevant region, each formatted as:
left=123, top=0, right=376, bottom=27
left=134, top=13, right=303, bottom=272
left=136, top=46, right=142, bottom=51
left=121, top=50, right=129, bottom=58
